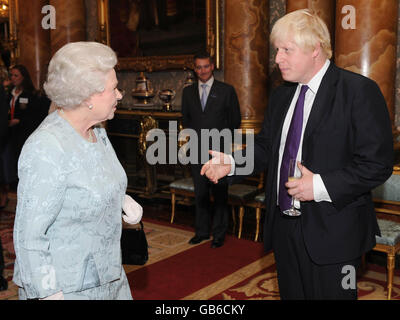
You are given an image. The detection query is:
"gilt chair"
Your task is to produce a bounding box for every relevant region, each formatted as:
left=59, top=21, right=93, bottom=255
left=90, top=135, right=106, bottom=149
left=371, top=168, right=400, bottom=300
left=169, top=177, right=195, bottom=224
left=169, top=177, right=238, bottom=231
left=228, top=173, right=264, bottom=241
left=242, top=192, right=266, bottom=242
left=169, top=174, right=264, bottom=238
left=227, top=184, right=259, bottom=237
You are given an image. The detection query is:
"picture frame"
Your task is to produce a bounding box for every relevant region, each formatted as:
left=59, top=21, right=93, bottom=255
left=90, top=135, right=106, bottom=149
left=97, top=0, right=220, bottom=71
left=2, top=0, right=18, bottom=66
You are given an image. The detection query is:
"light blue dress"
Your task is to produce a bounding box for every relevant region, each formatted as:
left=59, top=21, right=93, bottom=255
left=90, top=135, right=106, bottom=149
left=12, top=111, right=133, bottom=300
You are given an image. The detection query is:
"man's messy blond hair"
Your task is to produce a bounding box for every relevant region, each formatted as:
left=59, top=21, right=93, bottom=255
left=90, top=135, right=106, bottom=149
left=271, top=9, right=332, bottom=59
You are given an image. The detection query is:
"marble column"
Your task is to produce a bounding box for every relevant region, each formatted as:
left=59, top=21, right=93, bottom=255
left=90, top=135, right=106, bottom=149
left=49, top=0, right=86, bottom=56
left=286, top=0, right=336, bottom=42
left=335, top=0, right=398, bottom=124
left=224, top=0, right=269, bottom=133
left=18, top=0, right=51, bottom=89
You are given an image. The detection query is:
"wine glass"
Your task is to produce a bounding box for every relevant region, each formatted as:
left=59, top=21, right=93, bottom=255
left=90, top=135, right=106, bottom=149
left=282, top=158, right=302, bottom=216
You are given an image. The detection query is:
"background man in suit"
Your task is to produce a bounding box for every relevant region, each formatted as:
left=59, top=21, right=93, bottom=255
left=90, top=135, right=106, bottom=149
left=200, top=9, right=393, bottom=299
left=181, top=52, right=241, bottom=248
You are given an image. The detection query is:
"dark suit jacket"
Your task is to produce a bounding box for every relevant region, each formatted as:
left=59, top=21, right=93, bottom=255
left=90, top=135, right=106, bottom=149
left=182, top=79, right=241, bottom=141
left=243, top=63, right=393, bottom=265
left=182, top=80, right=241, bottom=165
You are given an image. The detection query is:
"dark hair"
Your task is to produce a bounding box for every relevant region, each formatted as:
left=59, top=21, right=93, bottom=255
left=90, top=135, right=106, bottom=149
left=10, top=64, right=36, bottom=93
left=194, top=51, right=214, bottom=64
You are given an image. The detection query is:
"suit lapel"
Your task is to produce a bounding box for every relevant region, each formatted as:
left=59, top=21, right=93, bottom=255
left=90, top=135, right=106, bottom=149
left=303, top=63, right=339, bottom=144
left=267, top=84, right=296, bottom=207
left=272, top=84, right=297, bottom=153
left=191, top=83, right=203, bottom=112
left=203, top=80, right=219, bottom=113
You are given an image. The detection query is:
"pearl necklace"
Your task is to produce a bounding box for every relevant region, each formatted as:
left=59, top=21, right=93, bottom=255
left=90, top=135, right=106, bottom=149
left=58, top=108, right=95, bottom=143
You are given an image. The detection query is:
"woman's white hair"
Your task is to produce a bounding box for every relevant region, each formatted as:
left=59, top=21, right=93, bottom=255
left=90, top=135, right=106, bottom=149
left=44, top=41, right=117, bottom=109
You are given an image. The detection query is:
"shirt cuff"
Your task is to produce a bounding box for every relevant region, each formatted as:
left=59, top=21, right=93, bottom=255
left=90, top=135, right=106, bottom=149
left=313, top=174, right=332, bottom=202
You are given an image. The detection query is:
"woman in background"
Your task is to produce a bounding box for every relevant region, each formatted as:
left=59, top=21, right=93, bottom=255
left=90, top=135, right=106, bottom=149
left=13, top=42, right=142, bottom=300
left=7, top=65, right=47, bottom=153
left=0, top=65, right=50, bottom=208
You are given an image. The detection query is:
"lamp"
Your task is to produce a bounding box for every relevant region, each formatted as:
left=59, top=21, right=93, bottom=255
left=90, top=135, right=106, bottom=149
left=0, top=1, right=8, bottom=19
left=131, top=72, right=155, bottom=106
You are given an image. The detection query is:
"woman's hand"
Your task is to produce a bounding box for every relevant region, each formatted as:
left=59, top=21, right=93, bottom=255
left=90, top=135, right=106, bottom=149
left=122, top=194, right=143, bottom=224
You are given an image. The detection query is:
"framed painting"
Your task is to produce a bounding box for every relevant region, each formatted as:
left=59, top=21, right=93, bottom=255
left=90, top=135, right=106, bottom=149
left=97, top=0, right=220, bottom=71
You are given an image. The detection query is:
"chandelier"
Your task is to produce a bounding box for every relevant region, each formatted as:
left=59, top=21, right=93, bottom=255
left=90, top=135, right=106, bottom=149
left=0, top=0, right=8, bottom=19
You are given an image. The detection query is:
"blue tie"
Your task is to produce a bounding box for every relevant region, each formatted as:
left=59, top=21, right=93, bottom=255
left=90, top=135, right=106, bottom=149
left=201, top=84, right=208, bottom=111
left=279, top=85, right=309, bottom=212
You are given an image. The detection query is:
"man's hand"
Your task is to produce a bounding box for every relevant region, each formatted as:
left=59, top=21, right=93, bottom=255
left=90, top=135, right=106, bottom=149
left=285, top=162, right=314, bottom=201
left=200, top=150, right=232, bottom=184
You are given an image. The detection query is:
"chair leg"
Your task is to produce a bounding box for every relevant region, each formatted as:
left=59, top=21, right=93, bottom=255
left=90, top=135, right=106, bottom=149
left=170, top=191, right=176, bottom=224
left=255, top=207, right=261, bottom=242
left=238, top=206, right=244, bottom=239
left=387, top=253, right=395, bottom=300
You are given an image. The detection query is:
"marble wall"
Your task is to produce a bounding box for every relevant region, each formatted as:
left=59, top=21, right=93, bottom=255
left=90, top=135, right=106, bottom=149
left=84, top=0, right=400, bottom=127
left=396, top=1, right=400, bottom=127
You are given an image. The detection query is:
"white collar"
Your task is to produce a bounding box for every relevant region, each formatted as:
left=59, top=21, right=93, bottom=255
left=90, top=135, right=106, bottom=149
left=11, top=87, right=23, bottom=97
left=198, top=76, right=214, bottom=89
left=301, top=59, right=330, bottom=94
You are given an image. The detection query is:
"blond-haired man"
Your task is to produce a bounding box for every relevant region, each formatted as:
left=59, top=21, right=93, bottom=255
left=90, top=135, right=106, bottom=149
left=201, top=9, right=393, bottom=299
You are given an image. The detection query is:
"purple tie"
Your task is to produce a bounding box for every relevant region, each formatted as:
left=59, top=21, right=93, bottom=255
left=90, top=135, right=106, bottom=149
left=279, top=85, right=308, bottom=212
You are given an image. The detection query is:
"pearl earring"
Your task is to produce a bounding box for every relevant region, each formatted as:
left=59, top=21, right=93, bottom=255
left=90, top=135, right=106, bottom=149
left=88, top=105, right=93, bottom=110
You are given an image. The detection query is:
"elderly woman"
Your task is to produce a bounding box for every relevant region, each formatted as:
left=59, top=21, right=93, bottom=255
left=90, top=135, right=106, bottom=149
left=12, top=42, right=142, bottom=300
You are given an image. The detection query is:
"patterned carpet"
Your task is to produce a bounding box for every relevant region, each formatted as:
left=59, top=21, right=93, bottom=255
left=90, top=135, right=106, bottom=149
left=1, top=195, right=400, bottom=300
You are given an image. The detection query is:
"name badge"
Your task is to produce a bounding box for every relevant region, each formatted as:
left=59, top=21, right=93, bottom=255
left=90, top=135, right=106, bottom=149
left=19, top=97, right=29, bottom=104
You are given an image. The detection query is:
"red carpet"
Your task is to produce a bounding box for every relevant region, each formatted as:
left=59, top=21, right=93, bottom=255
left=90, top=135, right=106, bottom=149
left=0, top=211, right=15, bottom=280
left=127, top=235, right=265, bottom=300
left=1, top=204, right=400, bottom=300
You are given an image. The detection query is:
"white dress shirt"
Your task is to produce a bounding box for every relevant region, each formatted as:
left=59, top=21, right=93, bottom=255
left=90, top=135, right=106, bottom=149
left=277, top=59, right=332, bottom=207
left=228, top=59, right=332, bottom=207
left=198, top=76, right=214, bottom=102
